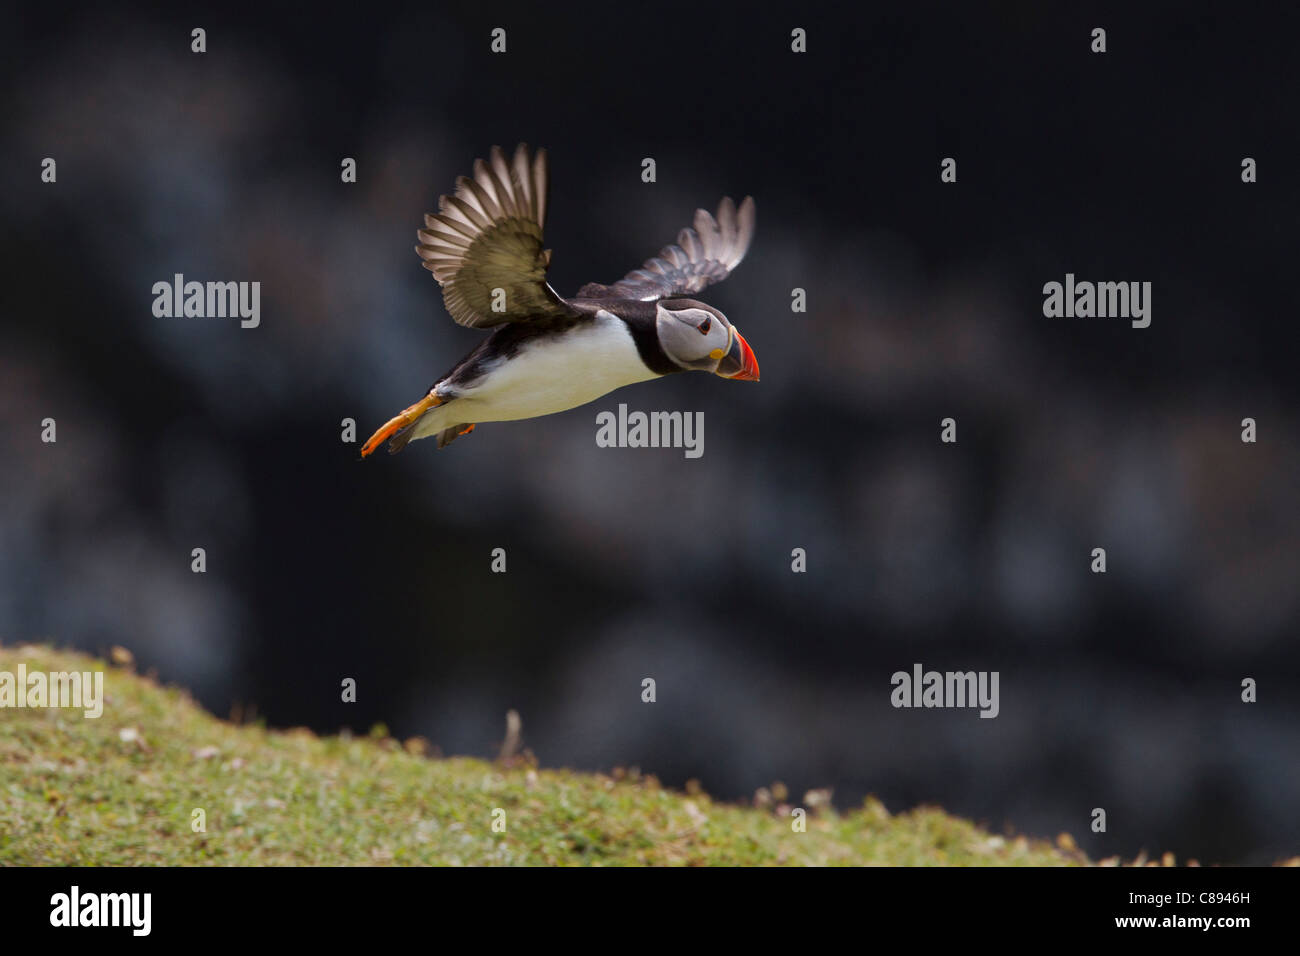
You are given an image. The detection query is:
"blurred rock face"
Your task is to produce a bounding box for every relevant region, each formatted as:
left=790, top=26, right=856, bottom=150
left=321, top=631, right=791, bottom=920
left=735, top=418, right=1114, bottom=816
left=2, top=7, right=1296, bottom=864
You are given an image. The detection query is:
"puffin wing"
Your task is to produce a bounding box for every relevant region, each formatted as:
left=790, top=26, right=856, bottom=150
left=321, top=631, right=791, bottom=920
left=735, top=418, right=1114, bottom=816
left=577, top=196, right=755, bottom=301
left=416, top=144, right=579, bottom=328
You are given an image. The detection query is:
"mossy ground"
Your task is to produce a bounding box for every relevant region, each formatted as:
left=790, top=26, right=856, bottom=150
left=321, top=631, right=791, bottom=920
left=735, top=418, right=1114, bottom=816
left=0, top=643, right=1090, bottom=866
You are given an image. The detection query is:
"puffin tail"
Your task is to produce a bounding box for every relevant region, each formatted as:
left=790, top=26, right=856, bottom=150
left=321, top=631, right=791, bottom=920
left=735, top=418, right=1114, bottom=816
left=435, top=423, right=476, bottom=448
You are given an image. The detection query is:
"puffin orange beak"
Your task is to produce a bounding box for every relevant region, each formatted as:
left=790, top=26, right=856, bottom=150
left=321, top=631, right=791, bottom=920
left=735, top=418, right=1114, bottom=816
left=717, top=328, right=760, bottom=381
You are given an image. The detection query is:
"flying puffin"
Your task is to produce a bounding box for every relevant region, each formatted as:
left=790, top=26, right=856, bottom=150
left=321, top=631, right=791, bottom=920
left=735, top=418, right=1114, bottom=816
left=360, top=143, right=759, bottom=457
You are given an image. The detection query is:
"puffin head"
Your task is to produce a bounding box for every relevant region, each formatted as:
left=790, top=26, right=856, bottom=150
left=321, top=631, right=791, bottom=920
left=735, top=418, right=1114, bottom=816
left=654, top=299, right=760, bottom=381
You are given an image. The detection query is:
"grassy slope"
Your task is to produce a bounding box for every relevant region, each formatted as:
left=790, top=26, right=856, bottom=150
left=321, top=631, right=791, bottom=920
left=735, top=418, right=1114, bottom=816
left=0, top=644, right=1086, bottom=866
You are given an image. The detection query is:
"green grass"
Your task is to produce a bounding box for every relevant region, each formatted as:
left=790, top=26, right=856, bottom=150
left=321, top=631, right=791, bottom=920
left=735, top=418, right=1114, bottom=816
left=0, top=643, right=1090, bottom=866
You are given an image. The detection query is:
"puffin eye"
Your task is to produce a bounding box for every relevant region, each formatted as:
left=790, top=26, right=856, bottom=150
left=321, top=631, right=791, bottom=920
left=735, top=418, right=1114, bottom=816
left=697, top=317, right=712, bottom=334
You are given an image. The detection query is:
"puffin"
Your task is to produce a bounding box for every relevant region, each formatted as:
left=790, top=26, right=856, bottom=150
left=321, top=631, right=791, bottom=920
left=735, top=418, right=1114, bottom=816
left=360, top=143, right=759, bottom=457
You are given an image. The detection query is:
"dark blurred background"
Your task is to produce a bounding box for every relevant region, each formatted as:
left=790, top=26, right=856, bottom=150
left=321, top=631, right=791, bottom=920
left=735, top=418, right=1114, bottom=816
left=2, top=2, right=1297, bottom=864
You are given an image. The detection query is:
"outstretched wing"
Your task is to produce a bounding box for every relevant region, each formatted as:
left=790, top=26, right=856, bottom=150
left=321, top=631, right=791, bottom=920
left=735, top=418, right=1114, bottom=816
left=577, top=196, right=756, bottom=302
left=416, top=144, right=578, bottom=328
